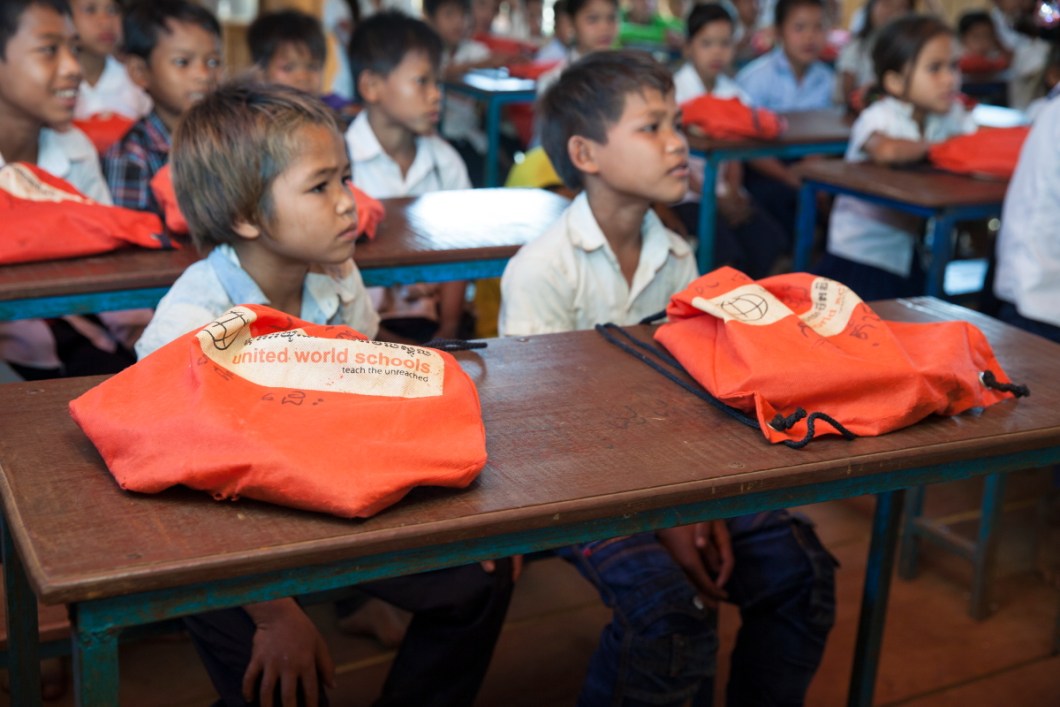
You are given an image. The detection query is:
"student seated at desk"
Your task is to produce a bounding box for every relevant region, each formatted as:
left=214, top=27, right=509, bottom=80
left=500, top=49, right=837, bottom=707
left=815, top=15, right=976, bottom=301
left=0, top=0, right=145, bottom=381
left=137, top=82, right=517, bottom=707
left=672, top=2, right=787, bottom=277
left=103, top=0, right=223, bottom=216
left=247, top=9, right=327, bottom=98
left=536, top=0, right=574, bottom=62
left=71, top=0, right=152, bottom=122
left=836, top=0, right=912, bottom=111
left=736, top=0, right=836, bottom=243
left=346, top=11, right=471, bottom=343
left=535, top=0, right=618, bottom=112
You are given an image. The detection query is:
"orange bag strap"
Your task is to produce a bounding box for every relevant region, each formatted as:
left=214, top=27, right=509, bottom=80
left=594, top=322, right=858, bottom=449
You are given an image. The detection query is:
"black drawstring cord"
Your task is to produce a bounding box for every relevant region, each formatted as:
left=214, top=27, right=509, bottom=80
left=981, top=370, right=1030, bottom=398
left=425, top=338, right=487, bottom=352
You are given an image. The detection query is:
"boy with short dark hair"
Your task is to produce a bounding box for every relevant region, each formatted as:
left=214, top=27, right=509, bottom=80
left=247, top=8, right=327, bottom=96
left=501, top=49, right=836, bottom=705
left=139, top=81, right=516, bottom=707
left=102, top=0, right=222, bottom=215
left=536, top=0, right=618, bottom=93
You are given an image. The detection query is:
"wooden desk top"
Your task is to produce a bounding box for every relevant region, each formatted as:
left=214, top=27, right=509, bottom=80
left=2, top=298, right=1058, bottom=605
left=0, top=188, right=568, bottom=304
left=795, top=159, right=1010, bottom=208
left=686, top=108, right=851, bottom=153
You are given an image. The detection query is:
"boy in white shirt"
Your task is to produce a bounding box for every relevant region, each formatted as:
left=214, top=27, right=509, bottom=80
left=71, top=0, right=151, bottom=120
left=500, top=49, right=836, bottom=705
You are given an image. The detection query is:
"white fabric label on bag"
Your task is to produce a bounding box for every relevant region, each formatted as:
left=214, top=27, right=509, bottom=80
left=690, top=283, right=792, bottom=326
left=196, top=306, right=444, bottom=398
left=799, top=277, right=862, bottom=338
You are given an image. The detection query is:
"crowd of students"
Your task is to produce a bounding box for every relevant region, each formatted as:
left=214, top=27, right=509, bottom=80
left=1, top=0, right=1058, bottom=704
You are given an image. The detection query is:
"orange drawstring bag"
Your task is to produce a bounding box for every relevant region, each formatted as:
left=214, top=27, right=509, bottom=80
left=72, top=113, right=135, bottom=154
left=69, top=304, right=488, bottom=518
left=0, top=162, right=170, bottom=264
left=680, top=95, right=786, bottom=140
left=601, top=268, right=1027, bottom=448
left=928, top=126, right=1030, bottom=180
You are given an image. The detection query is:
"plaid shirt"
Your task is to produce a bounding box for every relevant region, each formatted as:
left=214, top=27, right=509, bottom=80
left=103, top=110, right=171, bottom=215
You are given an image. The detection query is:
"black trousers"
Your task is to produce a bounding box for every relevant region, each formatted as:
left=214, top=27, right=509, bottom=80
left=184, top=560, right=516, bottom=707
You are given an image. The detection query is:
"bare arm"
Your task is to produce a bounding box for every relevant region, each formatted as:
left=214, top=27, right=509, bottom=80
left=862, top=132, right=930, bottom=165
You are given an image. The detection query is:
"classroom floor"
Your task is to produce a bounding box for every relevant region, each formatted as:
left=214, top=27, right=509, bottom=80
left=2, top=470, right=1058, bottom=707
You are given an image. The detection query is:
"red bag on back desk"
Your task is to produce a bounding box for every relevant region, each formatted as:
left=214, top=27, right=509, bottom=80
left=0, top=162, right=167, bottom=264
left=654, top=268, right=1024, bottom=445
left=69, top=304, right=487, bottom=518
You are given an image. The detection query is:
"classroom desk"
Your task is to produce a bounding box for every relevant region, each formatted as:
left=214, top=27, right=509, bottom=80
left=686, top=108, right=851, bottom=274
left=3, top=298, right=1059, bottom=706
left=0, top=188, right=568, bottom=321
left=442, top=70, right=538, bottom=187
left=794, top=160, right=1009, bottom=297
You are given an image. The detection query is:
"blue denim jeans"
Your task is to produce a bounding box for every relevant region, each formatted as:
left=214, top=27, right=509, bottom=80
left=558, top=509, right=837, bottom=707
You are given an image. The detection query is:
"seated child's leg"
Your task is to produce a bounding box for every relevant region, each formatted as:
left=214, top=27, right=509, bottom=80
left=183, top=607, right=331, bottom=707
left=722, top=510, right=837, bottom=707
left=731, top=207, right=789, bottom=279
left=360, top=562, right=516, bottom=707
left=743, top=167, right=798, bottom=245
left=557, top=534, right=718, bottom=707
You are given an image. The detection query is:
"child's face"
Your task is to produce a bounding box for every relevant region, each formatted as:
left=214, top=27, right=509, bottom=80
left=587, top=88, right=689, bottom=204
left=70, top=0, right=121, bottom=59
left=471, top=0, right=499, bottom=32
left=264, top=42, right=323, bottom=96
left=962, top=23, right=998, bottom=57
left=0, top=4, right=82, bottom=130
left=431, top=3, right=470, bottom=48
left=687, top=20, right=735, bottom=85
left=778, top=5, right=826, bottom=72
left=903, top=34, right=959, bottom=115
left=572, top=0, right=618, bottom=54
left=555, top=12, right=575, bottom=44
left=370, top=50, right=442, bottom=135
left=734, top=0, right=758, bottom=27
left=252, top=123, right=358, bottom=268
left=869, top=0, right=911, bottom=33
left=132, top=19, right=222, bottom=131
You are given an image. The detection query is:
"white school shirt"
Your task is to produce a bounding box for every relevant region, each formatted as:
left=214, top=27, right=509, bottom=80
left=673, top=65, right=750, bottom=203
left=440, top=40, right=492, bottom=153
left=346, top=111, right=471, bottom=198
left=826, top=96, right=977, bottom=276
left=835, top=36, right=875, bottom=99
left=498, top=192, right=698, bottom=336
left=735, top=47, right=836, bottom=111
left=0, top=126, right=116, bottom=370
left=75, top=55, right=153, bottom=120
left=993, top=96, right=1060, bottom=328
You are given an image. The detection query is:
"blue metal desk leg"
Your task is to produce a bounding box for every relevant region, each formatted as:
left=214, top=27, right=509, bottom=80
left=71, top=604, right=120, bottom=706
left=926, top=212, right=956, bottom=298
left=898, top=486, right=926, bottom=580
left=696, top=156, right=720, bottom=274
left=485, top=98, right=502, bottom=187
left=848, top=489, right=905, bottom=707
left=794, top=182, right=818, bottom=272
left=2, top=515, right=43, bottom=707
left=970, top=472, right=1007, bottom=620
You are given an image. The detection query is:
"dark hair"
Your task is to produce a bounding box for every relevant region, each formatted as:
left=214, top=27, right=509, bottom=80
left=774, top=0, right=823, bottom=28
left=872, top=14, right=952, bottom=92
left=687, top=2, right=735, bottom=40
left=858, top=0, right=914, bottom=40
left=553, top=0, right=570, bottom=18
left=568, top=0, right=618, bottom=20
left=0, top=0, right=70, bottom=60
left=122, top=0, right=220, bottom=61
left=423, top=0, right=471, bottom=18
left=247, top=9, right=326, bottom=67
left=957, top=10, right=993, bottom=39
left=540, top=49, right=673, bottom=189
left=349, top=10, right=442, bottom=91
left=171, top=82, right=341, bottom=252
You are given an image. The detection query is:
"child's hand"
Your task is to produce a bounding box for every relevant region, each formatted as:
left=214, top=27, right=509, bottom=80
left=480, top=555, right=525, bottom=581
left=656, top=522, right=732, bottom=608
left=717, top=190, right=752, bottom=227
left=243, top=598, right=335, bottom=707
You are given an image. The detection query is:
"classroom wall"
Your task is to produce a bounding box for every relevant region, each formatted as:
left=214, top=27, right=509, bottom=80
left=839, top=0, right=992, bottom=27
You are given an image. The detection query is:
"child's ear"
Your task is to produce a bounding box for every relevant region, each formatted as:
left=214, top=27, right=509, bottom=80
left=357, top=70, right=383, bottom=103
left=568, top=135, right=600, bottom=176
left=125, top=55, right=150, bottom=90
left=882, top=69, right=904, bottom=98
left=232, top=218, right=261, bottom=240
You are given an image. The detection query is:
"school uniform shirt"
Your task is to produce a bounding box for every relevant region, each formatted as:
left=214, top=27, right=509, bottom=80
left=993, top=96, right=1060, bottom=328
left=735, top=47, right=836, bottom=111
left=835, top=35, right=876, bottom=98
left=441, top=40, right=492, bottom=154
left=826, top=96, right=976, bottom=277
left=136, top=245, right=380, bottom=359
left=0, top=126, right=117, bottom=370
left=498, top=191, right=698, bottom=336
left=74, top=55, right=153, bottom=121
left=535, top=37, right=570, bottom=64
left=102, top=110, right=171, bottom=214
left=346, top=111, right=471, bottom=198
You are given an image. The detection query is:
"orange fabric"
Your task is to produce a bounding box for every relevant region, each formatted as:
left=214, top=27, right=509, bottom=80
left=654, top=267, right=1022, bottom=445
left=958, top=54, right=1011, bottom=74
left=69, top=304, right=487, bottom=518
left=680, top=95, right=786, bottom=140
left=150, top=165, right=384, bottom=240
left=505, top=60, right=560, bottom=80
left=928, top=126, right=1029, bottom=180
left=0, top=162, right=168, bottom=264
left=72, top=113, right=135, bottom=154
